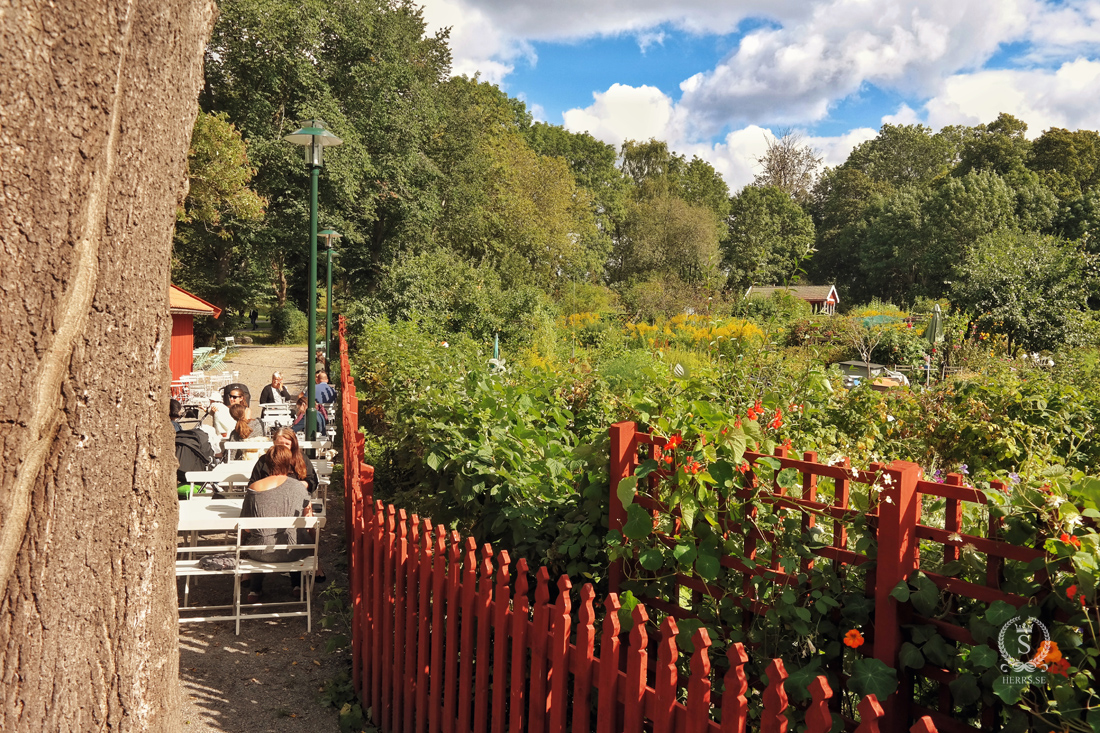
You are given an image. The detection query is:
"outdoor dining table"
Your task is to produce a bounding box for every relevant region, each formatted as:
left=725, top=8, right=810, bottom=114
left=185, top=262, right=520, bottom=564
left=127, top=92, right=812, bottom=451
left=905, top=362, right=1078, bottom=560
left=178, top=496, right=245, bottom=532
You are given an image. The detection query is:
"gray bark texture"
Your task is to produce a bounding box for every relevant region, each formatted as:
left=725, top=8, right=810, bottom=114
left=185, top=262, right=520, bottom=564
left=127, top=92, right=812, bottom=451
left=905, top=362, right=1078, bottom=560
left=0, top=1, right=215, bottom=730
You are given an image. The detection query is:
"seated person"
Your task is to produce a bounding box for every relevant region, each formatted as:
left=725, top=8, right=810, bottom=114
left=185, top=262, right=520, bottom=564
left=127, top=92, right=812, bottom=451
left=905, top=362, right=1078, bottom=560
left=314, top=371, right=336, bottom=405
left=240, top=446, right=315, bottom=602
left=291, top=393, right=327, bottom=438
left=174, top=409, right=215, bottom=485
left=228, top=403, right=266, bottom=460
left=260, top=371, right=292, bottom=404
left=207, top=396, right=235, bottom=437
left=170, top=399, right=184, bottom=432
left=249, top=427, right=318, bottom=495
left=222, top=382, right=252, bottom=407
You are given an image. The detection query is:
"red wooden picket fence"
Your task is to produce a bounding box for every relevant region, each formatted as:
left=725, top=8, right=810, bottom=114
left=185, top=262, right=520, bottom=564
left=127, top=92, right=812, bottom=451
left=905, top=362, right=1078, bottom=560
left=609, top=422, right=1047, bottom=733
left=335, top=318, right=941, bottom=733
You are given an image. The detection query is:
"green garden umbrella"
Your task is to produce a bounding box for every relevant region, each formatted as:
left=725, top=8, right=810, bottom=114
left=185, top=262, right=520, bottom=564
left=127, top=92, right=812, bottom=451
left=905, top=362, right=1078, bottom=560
left=924, top=303, right=944, bottom=344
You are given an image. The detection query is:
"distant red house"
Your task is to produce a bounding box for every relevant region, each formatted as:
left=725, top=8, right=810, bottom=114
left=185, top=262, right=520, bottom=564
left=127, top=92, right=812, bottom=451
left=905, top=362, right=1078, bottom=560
left=170, top=285, right=221, bottom=380
left=746, top=284, right=839, bottom=314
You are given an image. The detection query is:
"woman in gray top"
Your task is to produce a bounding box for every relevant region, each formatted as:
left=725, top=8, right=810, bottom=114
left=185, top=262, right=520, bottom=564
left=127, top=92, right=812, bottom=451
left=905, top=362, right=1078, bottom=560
left=241, top=446, right=313, bottom=602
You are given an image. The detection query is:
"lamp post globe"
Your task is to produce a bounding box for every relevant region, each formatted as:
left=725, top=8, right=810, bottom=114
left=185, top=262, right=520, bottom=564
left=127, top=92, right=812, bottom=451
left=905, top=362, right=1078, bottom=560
left=283, top=119, right=342, bottom=438
left=319, top=228, right=341, bottom=369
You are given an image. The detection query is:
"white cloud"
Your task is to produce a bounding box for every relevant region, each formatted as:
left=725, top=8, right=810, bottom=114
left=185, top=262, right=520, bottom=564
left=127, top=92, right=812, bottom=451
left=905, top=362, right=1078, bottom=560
left=881, top=103, right=922, bottom=127
left=563, top=85, right=876, bottom=190
left=562, top=84, right=681, bottom=147
left=677, top=0, right=1030, bottom=135
left=923, top=58, right=1100, bottom=133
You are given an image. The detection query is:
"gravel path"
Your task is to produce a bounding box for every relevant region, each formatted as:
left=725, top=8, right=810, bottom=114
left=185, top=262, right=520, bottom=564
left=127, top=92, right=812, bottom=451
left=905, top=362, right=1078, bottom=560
left=178, top=345, right=350, bottom=732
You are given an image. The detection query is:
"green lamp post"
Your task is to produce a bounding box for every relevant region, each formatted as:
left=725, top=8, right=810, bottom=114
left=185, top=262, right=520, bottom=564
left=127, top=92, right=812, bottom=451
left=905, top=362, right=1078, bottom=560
left=284, top=119, right=342, bottom=438
left=319, top=228, right=341, bottom=366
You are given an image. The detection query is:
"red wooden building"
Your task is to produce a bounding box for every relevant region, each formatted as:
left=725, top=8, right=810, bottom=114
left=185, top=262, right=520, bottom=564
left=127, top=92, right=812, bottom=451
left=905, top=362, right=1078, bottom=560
left=169, top=285, right=221, bottom=380
left=747, top=284, right=839, bottom=314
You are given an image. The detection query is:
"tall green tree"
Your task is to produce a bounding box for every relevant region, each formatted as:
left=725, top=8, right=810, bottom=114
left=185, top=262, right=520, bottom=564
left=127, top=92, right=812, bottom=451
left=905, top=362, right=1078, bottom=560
left=202, top=0, right=452, bottom=303
left=955, top=112, right=1031, bottom=178
left=844, top=123, right=953, bottom=186
left=951, top=232, right=1096, bottom=351
left=1028, top=127, right=1100, bottom=200
left=173, top=111, right=266, bottom=316
left=725, top=185, right=815, bottom=288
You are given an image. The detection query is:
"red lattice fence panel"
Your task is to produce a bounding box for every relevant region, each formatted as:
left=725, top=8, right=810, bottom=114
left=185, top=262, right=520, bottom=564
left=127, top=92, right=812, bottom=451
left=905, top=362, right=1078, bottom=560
left=609, top=420, right=1056, bottom=733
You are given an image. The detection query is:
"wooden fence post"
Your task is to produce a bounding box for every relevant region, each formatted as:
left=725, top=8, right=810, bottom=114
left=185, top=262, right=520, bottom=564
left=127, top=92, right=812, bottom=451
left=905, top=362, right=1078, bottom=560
left=490, top=551, right=512, bottom=733
left=761, top=659, right=789, bottom=733
left=653, top=617, right=678, bottom=733
left=571, top=585, right=596, bottom=733
left=686, top=629, right=712, bottom=733
left=473, top=546, right=495, bottom=733
left=595, top=595, right=622, bottom=733
left=547, top=575, right=573, bottom=733
left=721, top=643, right=749, bottom=733
left=623, top=605, right=650, bottom=733
left=873, top=460, right=921, bottom=729
left=508, top=560, right=530, bottom=733
left=609, top=421, right=638, bottom=595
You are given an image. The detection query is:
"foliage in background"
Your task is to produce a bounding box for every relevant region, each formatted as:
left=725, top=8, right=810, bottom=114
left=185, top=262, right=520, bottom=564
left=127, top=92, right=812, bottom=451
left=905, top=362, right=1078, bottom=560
left=270, top=303, right=309, bottom=344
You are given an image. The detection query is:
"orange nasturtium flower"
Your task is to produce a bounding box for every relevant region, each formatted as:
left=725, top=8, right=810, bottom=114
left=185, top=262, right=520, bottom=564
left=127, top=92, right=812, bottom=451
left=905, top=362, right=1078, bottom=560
left=1042, top=640, right=1062, bottom=665
left=844, top=629, right=865, bottom=648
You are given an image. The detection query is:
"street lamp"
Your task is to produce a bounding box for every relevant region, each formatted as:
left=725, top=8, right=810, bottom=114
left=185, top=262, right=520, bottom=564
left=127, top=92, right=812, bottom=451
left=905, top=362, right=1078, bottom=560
left=319, top=228, right=341, bottom=366
left=284, top=119, right=342, bottom=438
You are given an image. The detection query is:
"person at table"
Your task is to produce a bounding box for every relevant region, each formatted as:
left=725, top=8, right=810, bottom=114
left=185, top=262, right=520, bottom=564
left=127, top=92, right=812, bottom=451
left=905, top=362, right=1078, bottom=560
left=291, top=392, right=326, bottom=439
left=241, top=446, right=314, bottom=602
left=221, top=382, right=251, bottom=407
left=228, top=403, right=267, bottom=460
left=249, top=427, right=318, bottom=495
left=170, top=399, right=184, bottom=432
left=260, top=371, right=292, bottom=404
left=314, top=371, right=336, bottom=405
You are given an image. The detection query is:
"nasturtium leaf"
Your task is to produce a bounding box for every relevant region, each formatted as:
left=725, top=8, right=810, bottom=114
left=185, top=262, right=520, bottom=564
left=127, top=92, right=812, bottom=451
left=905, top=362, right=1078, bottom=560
left=757, top=457, right=781, bottom=471
left=910, top=573, right=939, bottom=616
left=708, top=460, right=734, bottom=488
left=618, top=591, right=639, bottom=631
left=985, top=600, right=1018, bottom=628
left=695, top=552, right=720, bottom=582
left=675, top=618, right=703, bottom=653
left=636, top=459, right=661, bottom=479
left=673, top=542, right=697, bottom=567
left=921, top=634, right=953, bottom=667
left=639, top=548, right=665, bottom=571
left=992, top=675, right=1026, bottom=704
left=616, top=475, right=638, bottom=508
left=899, top=642, right=925, bottom=669
left=889, top=580, right=911, bottom=602
left=968, top=644, right=998, bottom=670
left=848, top=658, right=898, bottom=701
left=777, top=467, right=801, bottom=489
left=950, top=674, right=982, bottom=706
left=622, top=504, right=654, bottom=540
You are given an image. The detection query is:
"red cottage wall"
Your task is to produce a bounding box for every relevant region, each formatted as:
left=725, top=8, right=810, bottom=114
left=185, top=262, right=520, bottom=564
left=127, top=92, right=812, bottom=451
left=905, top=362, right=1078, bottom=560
left=170, top=314, right=194, bottom=381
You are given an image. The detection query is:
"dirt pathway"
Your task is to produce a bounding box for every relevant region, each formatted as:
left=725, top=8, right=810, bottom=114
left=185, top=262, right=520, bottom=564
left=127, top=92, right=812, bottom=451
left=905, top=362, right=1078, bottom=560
left=178, top=345, right=350, bottom=732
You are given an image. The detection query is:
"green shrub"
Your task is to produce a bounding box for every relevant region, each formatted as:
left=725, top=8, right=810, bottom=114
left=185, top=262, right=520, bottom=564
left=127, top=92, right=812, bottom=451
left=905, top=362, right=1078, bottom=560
left=271, top=303, right=308, bottom=344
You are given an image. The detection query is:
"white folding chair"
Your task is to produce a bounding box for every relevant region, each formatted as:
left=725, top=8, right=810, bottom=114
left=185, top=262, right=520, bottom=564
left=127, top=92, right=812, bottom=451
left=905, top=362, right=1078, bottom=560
left=176, top=515, right=325, bottom=634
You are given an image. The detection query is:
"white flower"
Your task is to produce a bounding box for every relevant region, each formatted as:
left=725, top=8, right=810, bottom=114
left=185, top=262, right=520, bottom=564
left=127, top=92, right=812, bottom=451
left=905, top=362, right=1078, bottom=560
left=1047, top=495, right=1065, bottom=508
left=885, top=496, right=894, bottom=504
left=948, top=532, right=962, bottom=542
left=1067, top=515, right=1083, bottom=527
left=882, top=475, right=894, bottom=486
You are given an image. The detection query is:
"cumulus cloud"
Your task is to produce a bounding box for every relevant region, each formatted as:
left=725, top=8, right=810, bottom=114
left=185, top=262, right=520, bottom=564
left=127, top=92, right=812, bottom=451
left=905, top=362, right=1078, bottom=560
left=677, top=0, right=1030, bottom=135
left=563, top=85, right=876, bottom=190
left=923, top=58, right=1100, bottom=133
left=562, top=84, right=682, bottom=147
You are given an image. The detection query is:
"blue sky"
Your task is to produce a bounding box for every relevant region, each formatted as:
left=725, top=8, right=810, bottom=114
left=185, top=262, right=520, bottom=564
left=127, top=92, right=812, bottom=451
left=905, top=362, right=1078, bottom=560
left=418, top=0, right=1100, bottom=189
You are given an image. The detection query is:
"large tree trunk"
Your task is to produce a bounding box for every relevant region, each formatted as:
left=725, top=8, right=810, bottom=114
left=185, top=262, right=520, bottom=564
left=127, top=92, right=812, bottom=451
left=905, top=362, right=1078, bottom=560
left=0, top=1, right=215, bottom=730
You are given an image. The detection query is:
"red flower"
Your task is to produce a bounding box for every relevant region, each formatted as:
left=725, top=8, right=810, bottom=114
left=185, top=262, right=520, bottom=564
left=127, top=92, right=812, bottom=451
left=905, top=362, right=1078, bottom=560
left=746, top=408, right=757, bottom=420
left=844, top=629, right=865, bottom=648
left=1061, top=533, right=1081, bottom=548
left=663, top=454, right=673, bottom=465
left=1081, top=594, right=1088, bottom=607
left=666, top=434, right=683, bottom=450
left=782, top=438, right=793, bottom=451
left=1048, top=658, right=1071, bottom=677
left=734, top=418, right=742, bottom=429
left=737, top=462, right=750, bottom=474
left=721, top=427, right=728, bottom=435
left=1067, top=584, right=1078, bottom=599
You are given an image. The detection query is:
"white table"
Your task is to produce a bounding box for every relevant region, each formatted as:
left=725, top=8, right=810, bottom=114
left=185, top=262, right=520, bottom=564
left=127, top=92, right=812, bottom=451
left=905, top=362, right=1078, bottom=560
left=178, top=497, right=245, bottom=532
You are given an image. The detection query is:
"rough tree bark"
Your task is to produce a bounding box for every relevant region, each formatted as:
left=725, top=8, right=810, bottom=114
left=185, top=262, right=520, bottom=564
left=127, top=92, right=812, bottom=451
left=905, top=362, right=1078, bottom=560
left=0, top=1, right=215, bottom=730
